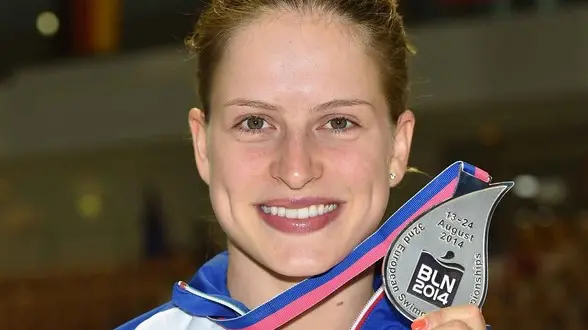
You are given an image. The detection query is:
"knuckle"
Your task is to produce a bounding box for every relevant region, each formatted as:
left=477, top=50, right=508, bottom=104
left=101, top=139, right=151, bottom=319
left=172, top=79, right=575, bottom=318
left=446, top=320, right=468, bottom=329
left=428, top=309, right=444, bottom=322
left=464, top=304, right=482, bottom=318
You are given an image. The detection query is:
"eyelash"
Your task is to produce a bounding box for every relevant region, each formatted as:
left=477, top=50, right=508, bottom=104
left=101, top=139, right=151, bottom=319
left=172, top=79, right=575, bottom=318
left=235, top=116, right=271, bottom=135
left=322, top=116, right=359, bottom=133
left=234, top=115, right=359, bottom=134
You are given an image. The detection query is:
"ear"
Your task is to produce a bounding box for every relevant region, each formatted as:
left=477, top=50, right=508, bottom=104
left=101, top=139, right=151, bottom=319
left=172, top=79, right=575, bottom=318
left=389, top=110, right=415, bottom=187
left=189, top=108, right=210, bottom=185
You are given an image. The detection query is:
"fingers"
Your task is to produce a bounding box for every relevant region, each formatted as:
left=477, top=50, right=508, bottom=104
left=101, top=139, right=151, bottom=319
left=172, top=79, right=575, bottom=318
left=426, top=320, right=470, bottom=330
left=411, top=305, right=486, bottom=330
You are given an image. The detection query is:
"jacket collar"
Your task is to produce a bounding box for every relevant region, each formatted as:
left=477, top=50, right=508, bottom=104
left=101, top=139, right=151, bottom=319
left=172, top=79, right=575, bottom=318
left=172, top=251, right=385, bottom=319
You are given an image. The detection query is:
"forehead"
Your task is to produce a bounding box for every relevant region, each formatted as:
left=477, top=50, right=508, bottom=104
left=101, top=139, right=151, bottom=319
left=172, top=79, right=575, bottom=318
left=211, top=10, right=384, bottom=106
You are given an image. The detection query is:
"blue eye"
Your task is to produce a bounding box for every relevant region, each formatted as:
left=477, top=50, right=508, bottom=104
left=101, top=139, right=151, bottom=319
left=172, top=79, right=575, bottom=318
left=245, top=116, right=266, bottom=129
left=324, top=117, right=357, bottom=132
left=236, top=116, right=271, bottom=134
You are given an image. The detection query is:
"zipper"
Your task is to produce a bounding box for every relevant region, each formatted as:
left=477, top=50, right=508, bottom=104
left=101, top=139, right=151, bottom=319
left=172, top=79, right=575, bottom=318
left=178, top=281, right=247, bottom=316
left=349, top=287, right=385, bottom=330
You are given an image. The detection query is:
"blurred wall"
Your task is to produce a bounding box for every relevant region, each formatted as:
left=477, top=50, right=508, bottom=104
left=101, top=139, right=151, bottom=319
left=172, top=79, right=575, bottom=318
left=0, top=140, right=212, bottom=277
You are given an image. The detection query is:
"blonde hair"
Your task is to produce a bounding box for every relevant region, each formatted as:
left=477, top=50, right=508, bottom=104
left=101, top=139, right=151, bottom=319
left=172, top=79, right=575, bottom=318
left=186, top=0, right=411, bottom=123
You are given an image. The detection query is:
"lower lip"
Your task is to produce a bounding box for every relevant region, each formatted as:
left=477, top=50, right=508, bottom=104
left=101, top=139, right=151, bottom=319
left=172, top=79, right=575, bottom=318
left=257, top=206, right=342, bottom=234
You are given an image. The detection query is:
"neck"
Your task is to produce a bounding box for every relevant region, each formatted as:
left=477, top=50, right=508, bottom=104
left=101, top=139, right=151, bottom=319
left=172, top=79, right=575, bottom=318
left=226, top=244, right=374, bottom=330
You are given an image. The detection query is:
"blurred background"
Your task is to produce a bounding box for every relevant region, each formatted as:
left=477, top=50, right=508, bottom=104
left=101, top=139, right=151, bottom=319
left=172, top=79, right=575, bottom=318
left=0, top=0, right=587, bottom=329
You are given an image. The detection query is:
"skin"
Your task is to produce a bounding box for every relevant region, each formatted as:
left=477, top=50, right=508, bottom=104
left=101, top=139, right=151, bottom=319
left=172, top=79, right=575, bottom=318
left=189, top=9, right=486, bottom=330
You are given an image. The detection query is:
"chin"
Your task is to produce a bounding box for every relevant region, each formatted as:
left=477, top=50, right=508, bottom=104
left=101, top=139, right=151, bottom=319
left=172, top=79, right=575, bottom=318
left=264, top=249, right=343, bottom=279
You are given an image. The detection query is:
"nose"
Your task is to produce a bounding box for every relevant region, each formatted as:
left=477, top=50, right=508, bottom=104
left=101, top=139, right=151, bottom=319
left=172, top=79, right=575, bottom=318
left=270, top=132, right=322, bottom=190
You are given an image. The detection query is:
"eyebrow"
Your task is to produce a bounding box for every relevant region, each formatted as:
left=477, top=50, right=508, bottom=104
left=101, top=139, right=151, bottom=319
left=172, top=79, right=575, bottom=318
left=223, top=98, right=374, bottom=112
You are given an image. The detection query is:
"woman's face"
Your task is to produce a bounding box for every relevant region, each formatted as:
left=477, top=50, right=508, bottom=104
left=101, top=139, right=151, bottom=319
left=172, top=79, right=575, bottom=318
left=190, top=10, right=414, bottom=277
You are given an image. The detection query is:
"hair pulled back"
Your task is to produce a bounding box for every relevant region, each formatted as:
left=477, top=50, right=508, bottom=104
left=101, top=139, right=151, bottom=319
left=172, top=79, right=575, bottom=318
left=186, top=0, right=410, bottom=122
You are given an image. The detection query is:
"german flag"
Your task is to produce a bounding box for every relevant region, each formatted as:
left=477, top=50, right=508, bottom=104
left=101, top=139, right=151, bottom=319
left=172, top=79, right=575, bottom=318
left=70, top=0, right=122, bottom=55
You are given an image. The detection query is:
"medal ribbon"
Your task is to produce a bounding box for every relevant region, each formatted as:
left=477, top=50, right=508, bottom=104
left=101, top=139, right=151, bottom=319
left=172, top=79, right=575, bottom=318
left=212, top=161, right=491, bottom=329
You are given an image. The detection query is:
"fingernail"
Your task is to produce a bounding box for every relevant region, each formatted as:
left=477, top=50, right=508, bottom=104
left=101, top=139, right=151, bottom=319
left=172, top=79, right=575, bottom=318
left=411, top=318, right=428, bottom=330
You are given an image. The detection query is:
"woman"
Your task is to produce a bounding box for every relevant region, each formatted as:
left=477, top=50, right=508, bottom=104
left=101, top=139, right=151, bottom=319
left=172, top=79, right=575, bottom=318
left=118, top=0, right=488, bottom=329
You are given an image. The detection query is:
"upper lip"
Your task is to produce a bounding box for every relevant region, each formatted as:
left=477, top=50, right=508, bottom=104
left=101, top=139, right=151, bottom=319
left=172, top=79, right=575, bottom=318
left=258, top=197, right=344, bottom=208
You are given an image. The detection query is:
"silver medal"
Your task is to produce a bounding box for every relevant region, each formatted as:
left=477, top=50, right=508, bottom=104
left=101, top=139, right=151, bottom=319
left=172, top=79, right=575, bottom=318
left=383, top=183, right=513, bottom=321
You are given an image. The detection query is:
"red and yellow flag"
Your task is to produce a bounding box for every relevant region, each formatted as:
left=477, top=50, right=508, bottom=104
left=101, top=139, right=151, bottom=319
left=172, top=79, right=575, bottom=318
left=71, top=0, right=122, bottom=55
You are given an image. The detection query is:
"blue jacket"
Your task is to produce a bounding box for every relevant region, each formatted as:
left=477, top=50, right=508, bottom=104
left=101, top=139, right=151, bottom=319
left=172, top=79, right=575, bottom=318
left=116, top=252, right=411, bottom=329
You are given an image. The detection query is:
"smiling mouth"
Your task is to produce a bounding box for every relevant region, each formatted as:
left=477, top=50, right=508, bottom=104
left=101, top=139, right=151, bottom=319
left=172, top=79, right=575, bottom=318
left=256, top=201, right=343, bottom=234
left=259, top=203, right=339, bottom=219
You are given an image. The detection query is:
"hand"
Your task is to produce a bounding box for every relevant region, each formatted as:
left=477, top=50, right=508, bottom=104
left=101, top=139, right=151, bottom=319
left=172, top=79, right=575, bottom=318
left=410, top=305, right=487, bottom=330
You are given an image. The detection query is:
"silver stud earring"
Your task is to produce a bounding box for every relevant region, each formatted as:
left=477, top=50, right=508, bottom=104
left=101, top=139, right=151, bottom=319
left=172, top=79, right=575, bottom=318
left=389, top=172, right=397, bottom=181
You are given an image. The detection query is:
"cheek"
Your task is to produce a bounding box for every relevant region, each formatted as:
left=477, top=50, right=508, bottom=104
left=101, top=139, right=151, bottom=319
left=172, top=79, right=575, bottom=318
left=209, top=137, right=272, bottom=191
left=323, top=138, right=389, bottom=187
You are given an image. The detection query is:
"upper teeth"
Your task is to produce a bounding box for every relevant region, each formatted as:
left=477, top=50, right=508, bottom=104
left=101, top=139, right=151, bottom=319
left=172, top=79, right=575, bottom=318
left=260, top=204, right=338, bottom=219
